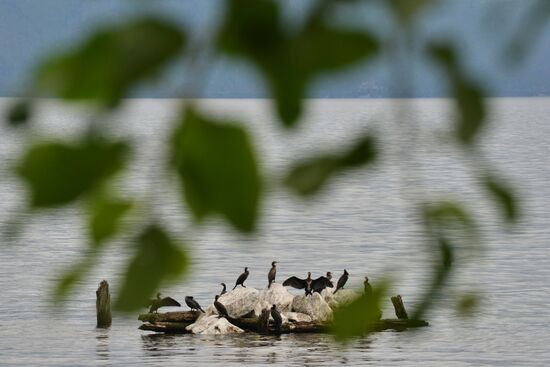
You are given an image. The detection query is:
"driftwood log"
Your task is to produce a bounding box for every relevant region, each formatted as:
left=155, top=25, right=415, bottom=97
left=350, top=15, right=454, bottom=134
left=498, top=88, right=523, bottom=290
left=138, top=294, right=428, bottom=335
left=391, top=295, right=409, bottom=320
left=96, top=280, right=112, bottom=328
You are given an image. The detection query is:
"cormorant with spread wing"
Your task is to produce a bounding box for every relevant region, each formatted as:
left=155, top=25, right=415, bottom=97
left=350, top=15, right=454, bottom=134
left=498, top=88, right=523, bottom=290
left=148, top=293, right=181, bottom=313
left=333, top=269, right=349, bottom=294
left=282, top=272, right=313, bottom=295
left=312, top=273, right=334, bottom=293
left=268, top=261, right=277, bottom=288
left=233, top=267, right=250, bottom=290
left=185, top=296, right=205, bottom=312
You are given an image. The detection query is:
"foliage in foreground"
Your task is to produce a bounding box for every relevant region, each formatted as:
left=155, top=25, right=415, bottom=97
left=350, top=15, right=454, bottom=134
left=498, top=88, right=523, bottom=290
left=3, top=0, right=541, bottom=341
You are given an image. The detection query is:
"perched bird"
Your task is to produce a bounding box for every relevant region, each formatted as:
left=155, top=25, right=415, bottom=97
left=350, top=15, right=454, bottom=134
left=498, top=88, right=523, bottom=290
left=326, top=272, right=333, bottom=281
left=283, top=272, right=313, bottom=295
left=268, top=261, right=277, bottom=288
left=333, top=269, right=349, bottom=294
left=364, top=276, right=372, bottom=297
left=148, top=293, right=181, bottom=313
left=220, top=283, right=227, bottom=296
left=271, top=304, right=282, bottom=333
left=214, top=295, right=229, bottom=318
left=185, top=296, right=205, bottom=313
left=312, top=274, right=334, bottom=293
left=233, top=267, right=250, bottom=290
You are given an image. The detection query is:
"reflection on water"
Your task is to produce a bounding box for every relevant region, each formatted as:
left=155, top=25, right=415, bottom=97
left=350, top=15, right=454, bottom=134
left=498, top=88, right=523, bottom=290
left=95, top=329, right=110, bottom=364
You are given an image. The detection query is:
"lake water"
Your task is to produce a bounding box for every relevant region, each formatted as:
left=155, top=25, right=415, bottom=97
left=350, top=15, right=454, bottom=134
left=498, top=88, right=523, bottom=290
left=0, top=98, right=549, bottom=366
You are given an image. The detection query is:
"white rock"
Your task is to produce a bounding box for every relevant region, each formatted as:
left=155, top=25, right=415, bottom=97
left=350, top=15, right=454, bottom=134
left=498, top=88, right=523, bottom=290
left=186, top=315, right=244, bottom=335
left=324, top=289, right=360, bottom=310
left=258, top=283, right=295, bottom=312
left=282, top=311, right=312, bottom=323
left=291, top=293, right=333, bottom=322
left=216, top=287, right=260, bottom=318
left=253, top=300, right=272, bottom=317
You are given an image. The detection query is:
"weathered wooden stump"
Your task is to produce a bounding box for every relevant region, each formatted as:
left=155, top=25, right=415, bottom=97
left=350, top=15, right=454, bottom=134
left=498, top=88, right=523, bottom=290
left=96, top=280, right=112, bottom=328
left=391, top=294, right=409, bottom=320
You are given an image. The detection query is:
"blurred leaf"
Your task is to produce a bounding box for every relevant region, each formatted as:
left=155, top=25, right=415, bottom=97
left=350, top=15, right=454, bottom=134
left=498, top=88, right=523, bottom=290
left=285, top=157, right=340, bottom=196
left=456, top=292, right=479, bottom=317
left=413, top=201, right=479, bottom=319
left=331, top=281, right=388, bottom=342
left=340, top=135, right=377, bottom=167
left=115, top=225, right=189, bottom=312
left=423, top=201, right=477, bottom=236
left=504, top=0, right=550, bottom=65
left=36, top=18, right=185, bottom=106
left=454, top=81, right=485, bottom=145
left=429, top=44, right=486, bottom=145
left=171, top=107, right=262, bottom=232
left=388, top=0, right=438, bottom=24
left=219, top=0, right=378, bottom=127
left=412, top=235, right=454, bottom=320
left=89, top=195, right=133, bottom=246
left=484, top=176, right=518, bottom=223
left=53, top=252, right=96, bottom=303
left=286, top=135, right=377, bottom=196
left=16, top=138, right=129, bottom=207
left=6, top=100, right=31, bottom=127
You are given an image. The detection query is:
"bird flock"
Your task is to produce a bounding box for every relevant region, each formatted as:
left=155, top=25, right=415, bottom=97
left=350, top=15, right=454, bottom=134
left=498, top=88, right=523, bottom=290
left=148, top=261, right=374, bottom=330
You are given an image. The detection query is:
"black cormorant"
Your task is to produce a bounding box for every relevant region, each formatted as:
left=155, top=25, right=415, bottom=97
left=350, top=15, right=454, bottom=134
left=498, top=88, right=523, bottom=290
left=282, top=272, right=313, bottom=295
left=271, top=304, right=282, bottom=333
left=233, top=267, right=249, bottom=290
left=214, top=295, right=229, bottom=318
left=148, top=293, right=181, bottom=313
left=268, top=261, right=277, bottom=288
left=333, top=269, right=349, bottom=294
left=312, top=274, right=334, bottom=293
left=220, top=283, right=227, bottom=296
left=185, top=296, right=205, bottom=312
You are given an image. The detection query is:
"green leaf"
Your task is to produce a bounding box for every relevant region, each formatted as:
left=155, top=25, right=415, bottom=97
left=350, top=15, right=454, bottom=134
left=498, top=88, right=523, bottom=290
left=16, top=138, right=129, bottom=207
left=36, top=18, right=185, bottom=106
left=115, top=225, right=189, bottom=312
left=171, top=108, right=262, bottom=232
left=413, top=201, right=479, bottom=319
left=429, top=44, right=486, bottom=145
left=340, top=135, right=377, bottom=167
left=89, top=195, right=133, bottom=246
left=285, top=157, right=340, bottom=196
left=53, top=252, right=96, bottom=303
left=388, top=0, right=438, bottom=24
left=6, top=100, right=31, bottom=127
left=456, top=292, right=479, bottom=317
left=423, top=201, right=477, bottom=235
left=285, top=135, right=377, bottom=196
left=331, top=281, right=388, bottom=342
left=219, top=0, right=378, bottom=127
left=454, top=81, right=485, bottom=145
left=483, top=176, right=518, bottom=223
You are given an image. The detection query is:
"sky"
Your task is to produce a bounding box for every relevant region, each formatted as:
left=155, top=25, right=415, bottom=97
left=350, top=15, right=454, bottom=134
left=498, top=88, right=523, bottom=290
left=0, top=0, right=549, bottom=98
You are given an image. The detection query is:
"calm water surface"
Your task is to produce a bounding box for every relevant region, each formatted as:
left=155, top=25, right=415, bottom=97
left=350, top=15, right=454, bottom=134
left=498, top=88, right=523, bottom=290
left=0, top=98, right=549, bottom=366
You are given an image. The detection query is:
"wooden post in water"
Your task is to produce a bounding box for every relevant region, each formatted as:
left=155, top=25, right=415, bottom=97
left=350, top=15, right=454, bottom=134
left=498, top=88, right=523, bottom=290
left=391, top=295, right=409, bottom=320
left=96, top=280, right=112, bottom=328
